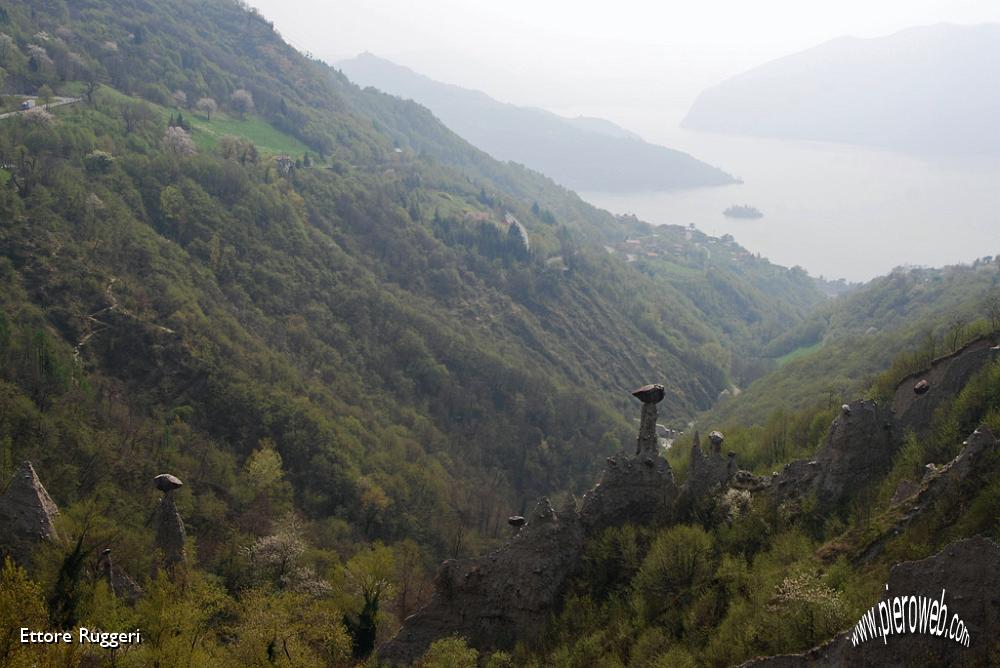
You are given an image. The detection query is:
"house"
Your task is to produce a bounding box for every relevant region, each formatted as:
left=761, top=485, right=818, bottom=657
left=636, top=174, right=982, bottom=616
left=21, top=99, right=36, bottom=110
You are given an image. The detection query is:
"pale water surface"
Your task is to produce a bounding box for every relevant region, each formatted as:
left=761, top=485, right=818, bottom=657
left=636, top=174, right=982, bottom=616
left=571, top=105, right=1000, bottom=282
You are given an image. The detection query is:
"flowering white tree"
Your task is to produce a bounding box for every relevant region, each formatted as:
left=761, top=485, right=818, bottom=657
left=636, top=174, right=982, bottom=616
left=23, top=106, right=55, bottom=126
left=195, top=96, right=217, bottom=120
left=230, top=88, right=254, bottom=119
left=26, top=43, right=53, bottom=68
left=163, top=126, right=197, bottom=156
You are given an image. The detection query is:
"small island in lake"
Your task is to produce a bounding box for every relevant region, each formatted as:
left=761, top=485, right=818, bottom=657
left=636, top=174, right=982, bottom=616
left=723, top=204, right=763, bottom=219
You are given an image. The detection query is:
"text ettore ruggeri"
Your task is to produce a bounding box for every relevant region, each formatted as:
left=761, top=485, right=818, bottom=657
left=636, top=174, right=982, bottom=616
left=20, top=627, right=143, bottom=649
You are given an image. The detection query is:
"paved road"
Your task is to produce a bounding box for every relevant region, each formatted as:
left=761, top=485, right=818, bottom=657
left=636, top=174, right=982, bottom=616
left=0, top=96, right=81, bottom=120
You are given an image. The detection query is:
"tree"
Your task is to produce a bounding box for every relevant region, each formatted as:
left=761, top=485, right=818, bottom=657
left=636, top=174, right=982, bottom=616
left=219, top=134, right=260, bottom=165
left=985, top=291, right=1000, bottom=331
left=343, top=543, right=396, bottom=659
left=243, top=517, right=327, bottom=593
left=48, top=534, right=88, bottom=629
left=120, top=101, right=156, bottom=134
left=163, top=126, right=197, bottom=156
left=37, top=84, right=53, bottom=105
left=632, top=524, right=715, bottom=626
left=195, top=96, right=217, bottom=120
left=84, top=150, right=115, bottom=173
left=230, top=88, right=254, bottom=119
left=0, top=34, right=13, bottom=62
left=26, top=43, right=53, bottom=71
left=418, top=637, right=478, bottom=668
left=394, top=538, right=429, bottom=620
left=0, top=557, right=49, bottom=665
left=171, top=89, right=187, bottom=107
left=84, top=76, right=100, bottom=104
left=766, top=570, right=849, bottom=648
left=22, top=106, right=54, bottom=126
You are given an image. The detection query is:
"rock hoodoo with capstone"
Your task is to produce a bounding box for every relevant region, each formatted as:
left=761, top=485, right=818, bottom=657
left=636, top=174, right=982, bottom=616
left=380, top=384, right=677, bottom=664
left=632, top=383, right=664, bottom=455
left=154, top=473, right=183, bottom=492
left=152, top=473, right=187, bottom=576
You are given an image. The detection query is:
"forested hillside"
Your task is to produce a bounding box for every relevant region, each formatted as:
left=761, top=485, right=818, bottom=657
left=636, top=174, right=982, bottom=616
left=707, top=260, right=1000, bottom=425
left=0, top=0, right=839, bottom=664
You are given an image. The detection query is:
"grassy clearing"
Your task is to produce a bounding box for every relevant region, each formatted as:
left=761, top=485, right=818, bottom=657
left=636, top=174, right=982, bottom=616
left=186, top=112, right=309, bottom=156
left=775, top=341, right=823, bottom=366
left=93, top=86, right=309, bottom=157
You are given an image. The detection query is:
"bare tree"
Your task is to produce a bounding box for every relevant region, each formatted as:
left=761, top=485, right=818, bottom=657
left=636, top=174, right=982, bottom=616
left=84, top=75, right=100, bottom=105
left=986, top=292, right=1000, bottom=332
left=948, top=315, right=967, bottom=351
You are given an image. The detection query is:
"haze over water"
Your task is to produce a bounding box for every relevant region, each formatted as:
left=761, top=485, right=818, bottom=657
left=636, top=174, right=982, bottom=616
left=576, top=104, right=1000, bottom=283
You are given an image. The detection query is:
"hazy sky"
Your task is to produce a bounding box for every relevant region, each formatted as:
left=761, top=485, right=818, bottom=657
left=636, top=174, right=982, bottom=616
left=249, top=0, right=1000, bottom=115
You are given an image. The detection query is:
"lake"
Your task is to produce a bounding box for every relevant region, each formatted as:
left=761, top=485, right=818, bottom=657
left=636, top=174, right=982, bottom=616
left=572, top=105, right=1000, bottom=282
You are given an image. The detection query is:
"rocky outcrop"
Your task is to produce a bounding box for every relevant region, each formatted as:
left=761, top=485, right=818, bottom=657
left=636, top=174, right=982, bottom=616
left=728, top=340, right=998, bottom=514
left=379, top=385, right=678, bottom=664
left=912, top=426, right=998, bottom=502
left=579, top=449, right=677, bottom=533
left=379, top=498, right=584, bottom=665
left=582, top=384, right=676, bottom=532
left=730, top=469, right=774, bottom=493
left=729, top=339, right=997, bottom=515
left=152, top=474, right=187, bottom=576
left=740, top=399, right=899, bottom=513
left=683, top=441, right=733, bottom=503
left=0, top=461, right=60, bottom=565
left=740, top=536, right=1000, bottom=667
left=891, top=337, right=999, bottom=438
left=97, top=548, right=143, bottom=603
left=849, top=426, right=998, bottom=565
left=811, top=399, right=899, bottom=510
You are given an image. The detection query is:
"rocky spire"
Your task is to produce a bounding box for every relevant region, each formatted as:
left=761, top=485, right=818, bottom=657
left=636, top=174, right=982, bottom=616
left=0, top=461, right=60, bottom=565
left=152, top=473, right=186, bottom=577
left=97, top=547, right=143, bottom=602
left=632, top=384, right=664, bottom=455
left=683, top=431, right=732, bottom=503
left=708, top=430, right=725, bottom=455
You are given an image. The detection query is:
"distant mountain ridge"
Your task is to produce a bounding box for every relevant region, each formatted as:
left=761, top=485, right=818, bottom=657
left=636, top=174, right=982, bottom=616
left=338, top=53, right=736, bottom=192
left=682, top=23, right=1000, bottom=155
